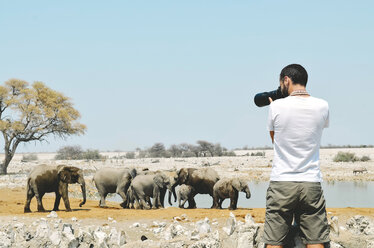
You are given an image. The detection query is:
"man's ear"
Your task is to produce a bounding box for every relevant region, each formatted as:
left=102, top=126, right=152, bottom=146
left=284, top=76, right=290, bottom=86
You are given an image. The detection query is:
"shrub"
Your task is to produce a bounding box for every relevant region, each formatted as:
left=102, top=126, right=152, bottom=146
left=182, top=151, right=196, bottom=158
left=125, top=152, right=135, bottom=159
left=223, top=151, right=236, bottom=157
left=55, top=145, right=84, bottom=160
left=149, top=143, right=166, bottom=158
left=251, top=151, right=265, bottom=157
left=55, top=146, right=103, bottom=160
left=21, top=154, right=38, bottom=162
left=360, top=156, right=371, bottom=162
left=333, top=152, right=358, bottom=162
left=82, top=149, right=103, bottom=160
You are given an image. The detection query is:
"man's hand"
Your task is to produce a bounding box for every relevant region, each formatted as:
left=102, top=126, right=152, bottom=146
left=268, top=97, right=273, bottom=103
left=270, top=131, right=274, bottom=144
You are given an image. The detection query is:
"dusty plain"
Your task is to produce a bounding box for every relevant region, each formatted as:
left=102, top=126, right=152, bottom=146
left=0, top=147, right=373, bottom=247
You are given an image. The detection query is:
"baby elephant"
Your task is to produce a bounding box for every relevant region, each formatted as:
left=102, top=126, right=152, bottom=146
left=213, top=178, right=251, bottom=210
left=177, top=184, right=196, bottom=209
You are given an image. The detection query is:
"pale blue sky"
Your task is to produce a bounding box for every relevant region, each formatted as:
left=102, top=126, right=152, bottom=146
left=0, top=1, right=373, bottom=152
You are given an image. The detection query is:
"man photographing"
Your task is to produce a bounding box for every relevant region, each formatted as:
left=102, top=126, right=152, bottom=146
left=263, top=64, right=330, bottom=247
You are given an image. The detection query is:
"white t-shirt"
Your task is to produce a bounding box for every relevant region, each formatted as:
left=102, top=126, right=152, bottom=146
left=267, top=96, right=329, bottom=182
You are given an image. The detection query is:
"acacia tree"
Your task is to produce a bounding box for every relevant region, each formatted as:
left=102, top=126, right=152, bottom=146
left=0, top=79, right=86, bottom=174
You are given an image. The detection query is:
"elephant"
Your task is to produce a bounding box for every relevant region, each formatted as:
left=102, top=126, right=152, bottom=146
left=130, top=172, right=173, bottom=209
left=137, top=169, right=177, bottom=206
left=175, top=167, right=220, bottom=208
left=93, top=167, right=137, bottom=207
left=24, top=164, right=86, bottom=213
left=125, top=185, right=153, bottom=209
left=212, top=178, right=251, bottom=210
left=177, top=184, right=196, bottom=209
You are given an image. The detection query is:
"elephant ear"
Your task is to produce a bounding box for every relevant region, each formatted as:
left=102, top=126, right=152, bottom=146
left=177, top=168, right=188, bottom=184
left=58, top=166, right=79, bottom=183
left=232, top=178, right=242, bottom=191
left=153, top=173, right=166, bottom=189
left=129, top=168, right=137, bottom=179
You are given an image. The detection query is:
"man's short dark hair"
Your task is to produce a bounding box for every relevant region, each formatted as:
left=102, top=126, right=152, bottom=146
left=280, top=64, right=308, bottom=86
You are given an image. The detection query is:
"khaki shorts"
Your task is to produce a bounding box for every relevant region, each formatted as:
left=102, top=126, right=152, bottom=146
left=263, top=181, right=330, bottom=245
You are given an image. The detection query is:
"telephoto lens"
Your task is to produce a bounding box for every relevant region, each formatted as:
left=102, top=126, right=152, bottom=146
left=254, top=86, right=286, bottom=107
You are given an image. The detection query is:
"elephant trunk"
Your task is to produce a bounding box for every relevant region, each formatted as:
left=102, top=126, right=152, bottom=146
left=79, top=178, right=86, bottom=207
left=245, top=188, right=251, bottom=199
left=168, top=185, right=177, bottom=205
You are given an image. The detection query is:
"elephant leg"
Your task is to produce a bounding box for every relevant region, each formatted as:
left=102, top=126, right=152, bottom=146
left=99, top=192, right=108, bottom=207
left=152, top=188, right=160, bottom=209
left=53, top=192, right=62, bottom=211
left=30, top=182, right=45, bottom=212
left=140, top=197, right=150, bottom=210
left=187, top=194, right=197, bottom=209
left=212, top=192, right=219, bottom=209
left=59, top=183, right=72, bottom=211
left=132, top=189, right=141, bottom=209
left=39, top=193, right=46, bottom=212
left=210, top=193, right=216, bottom=209
left=180, top=197, right=188, bottom=208
left=146, top=196, right=152, bottom=208
left=160, top=189, right=166, bottom=208
left=136, top=190, right=149, bottom=210
left=24, top=184, right=34, bottom=213
left=229, top=191, right=238, bottom=210
left=219, top=199, right=223, bottom=209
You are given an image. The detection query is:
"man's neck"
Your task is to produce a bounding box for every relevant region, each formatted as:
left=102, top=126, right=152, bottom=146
left=288, top=85, right=309, bottom=97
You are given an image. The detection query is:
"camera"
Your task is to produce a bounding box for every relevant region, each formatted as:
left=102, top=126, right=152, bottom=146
left=254, top=86, right=286, bottom=107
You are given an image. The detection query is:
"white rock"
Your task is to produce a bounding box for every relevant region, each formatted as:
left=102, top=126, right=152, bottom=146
left=153, top=221, right=166, bottom=228
left=346, top=215, right=374, bottom=235
left=108, top=217, right=113, bottom=222
left=78, top=229, right=94, bottom=245
left=190, top=233, right=200, bottom=241
left=195, top=217, right=211, bottom=235
left=49, top=231, right=61, bottom=246
left=13, top=217, right=18, bottom=221
left=71, top=217, right=78, bottom=222
left=330, top=241, right=344, bottom=248
left=94, top=229, right=108, bottom=246
left=108, top=228, right=126, bottom=246
left=36, top=222, right=49, bottom=238
left=0, top=231, right=12, bottom=247
left=223, top=213, right=236, bottom=236
left=62, top=224, right=75, bottom=241
left=245, top=214, right=256, bottom=225
left=181, top=214, right=189, bottom=221
left=131, top=222, right=140, bottom=228
left=14, top=223, right=25, bottom=230
left=47, top=211, right=58, bottom=218
left=330, top=216, right=339, bottom=236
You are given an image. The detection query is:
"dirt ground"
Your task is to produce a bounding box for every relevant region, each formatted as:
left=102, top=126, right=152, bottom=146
left=2, top=188, right=374, bottom=225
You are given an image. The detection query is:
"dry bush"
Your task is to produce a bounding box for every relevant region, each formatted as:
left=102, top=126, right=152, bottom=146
left=333, top=152, right=358, bottom=162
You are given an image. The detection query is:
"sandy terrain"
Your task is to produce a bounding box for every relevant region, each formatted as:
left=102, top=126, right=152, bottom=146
left=0, top=148, right=373, bottom=246
left=1, top=187, right=374, bottom=224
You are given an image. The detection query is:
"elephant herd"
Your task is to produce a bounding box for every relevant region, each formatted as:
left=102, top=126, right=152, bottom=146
left=23, top=165, right=251, bottom=213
